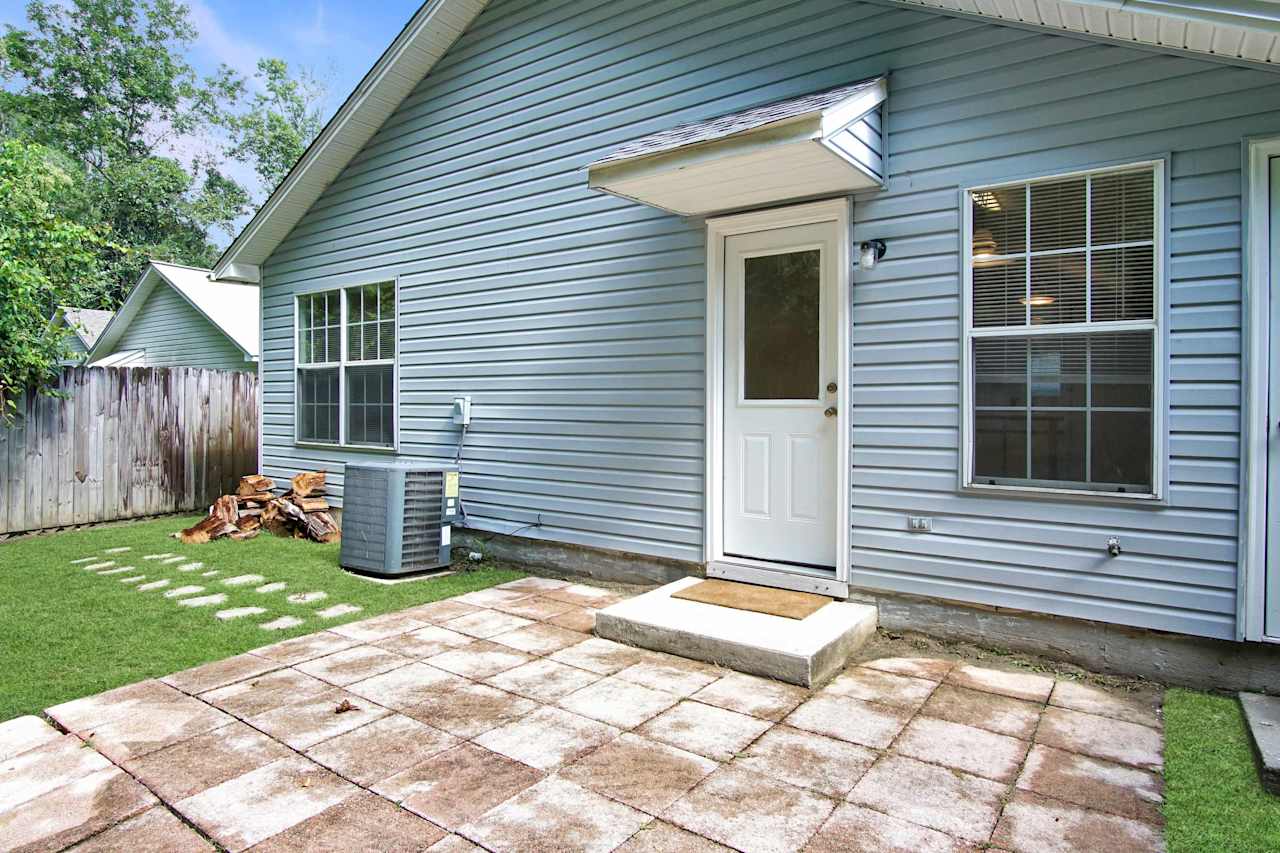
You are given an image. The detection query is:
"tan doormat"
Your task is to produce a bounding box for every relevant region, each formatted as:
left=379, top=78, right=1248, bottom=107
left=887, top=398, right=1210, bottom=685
left=671, top=579, right=831, bottom=620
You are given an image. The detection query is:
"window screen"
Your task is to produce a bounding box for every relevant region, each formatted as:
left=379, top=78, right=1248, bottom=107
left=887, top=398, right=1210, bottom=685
left=967, top=166, right=1159, bottom=494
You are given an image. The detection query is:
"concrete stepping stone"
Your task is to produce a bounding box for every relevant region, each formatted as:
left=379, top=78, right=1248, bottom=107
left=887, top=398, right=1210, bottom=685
left=287, top=591, right=328, bottom=605
left=142, top=553, right=175, bottom=560
left=201, top=571, right=220, bottom=577
left=70, top=557, right=97, bottom=564
left=103, top=547, right=132, bottom=554
left=160, top=556, right=187, bottom=564
left=256, top=582, right=288, bottom=594
left=119, top=576, right=146, bottom=584
left=96, top=566, right=136, bottom=576
left=261, top=616, right=305, bottom=631
left=316, top=604, right=362, bottom=619
left=179, top=593, right=228, bottom=608
left=163, top=585, right=206, bottom=599
left=137, top=580, right=170, bottom=591
left=176, top=562, right=204, bottom=572
left=223, top=574, right=266, bottom=587
left=83, top=562, right=115, bottom=571
left=217, top=607, right=268, bottom=621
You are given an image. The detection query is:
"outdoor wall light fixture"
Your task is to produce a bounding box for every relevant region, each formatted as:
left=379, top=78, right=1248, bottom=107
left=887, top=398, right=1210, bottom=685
left=859, top=239, right=887, bottom=270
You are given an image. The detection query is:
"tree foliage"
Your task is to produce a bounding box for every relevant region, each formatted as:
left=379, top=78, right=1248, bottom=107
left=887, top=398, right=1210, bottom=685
left=224, top=58, right=324, bottom=188
left=0, top=0, right=324, bottom=408
left=0, top=139, right=118, bottom=420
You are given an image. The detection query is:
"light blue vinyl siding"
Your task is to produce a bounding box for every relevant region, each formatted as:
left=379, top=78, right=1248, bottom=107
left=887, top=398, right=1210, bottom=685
left=62, top=331, right=88, bottom=361
left=112, top=284, right=252, bottom=371
left=259, top=0, right=1280, bottom=639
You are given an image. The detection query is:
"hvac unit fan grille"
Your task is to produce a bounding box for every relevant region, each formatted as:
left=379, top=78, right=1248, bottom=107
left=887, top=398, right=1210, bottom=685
left=400, top=469, right=444, bottom=569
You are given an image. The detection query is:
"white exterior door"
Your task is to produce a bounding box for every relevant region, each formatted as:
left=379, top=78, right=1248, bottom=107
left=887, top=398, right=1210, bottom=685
left=1267, top=155, right=1280, bottom=637
left=722, top=220, right=840, bottom=568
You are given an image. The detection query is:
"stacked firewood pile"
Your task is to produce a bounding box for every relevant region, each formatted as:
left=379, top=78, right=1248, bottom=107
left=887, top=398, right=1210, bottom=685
left=178, top=472, right=341, bottom=545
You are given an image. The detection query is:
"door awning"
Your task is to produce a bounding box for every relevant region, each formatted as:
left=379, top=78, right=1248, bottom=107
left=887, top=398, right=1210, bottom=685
left=587, top=77, right=887, bottom=216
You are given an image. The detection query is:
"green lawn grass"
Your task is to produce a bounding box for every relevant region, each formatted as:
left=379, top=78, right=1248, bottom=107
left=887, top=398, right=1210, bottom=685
left=1164, top=688, right=1280, bottom=852
left=0, top=515, right=522, bottom=721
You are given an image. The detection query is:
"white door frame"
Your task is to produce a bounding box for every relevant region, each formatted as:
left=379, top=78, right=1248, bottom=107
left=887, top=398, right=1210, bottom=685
left=1241, top=135, right=1280, bottom=643
left=704, top=198, right=852, bottom=592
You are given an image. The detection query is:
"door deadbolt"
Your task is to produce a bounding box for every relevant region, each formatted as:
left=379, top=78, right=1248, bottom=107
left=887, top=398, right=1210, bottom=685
left=824, top=407, right=837, bottom=418
left=826, top=382, right=838, bottom=393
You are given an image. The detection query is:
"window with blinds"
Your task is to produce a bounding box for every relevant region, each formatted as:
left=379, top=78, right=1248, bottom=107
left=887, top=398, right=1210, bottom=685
left=965, top=164, right=1161, bottom=495
left=296, top=281, right=397, bottom=448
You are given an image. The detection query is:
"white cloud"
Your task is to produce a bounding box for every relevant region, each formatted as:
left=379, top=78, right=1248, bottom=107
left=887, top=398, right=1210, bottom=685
left=186, top=0, right=267, bottom=86
left=295, top=1, right=333, bottom=48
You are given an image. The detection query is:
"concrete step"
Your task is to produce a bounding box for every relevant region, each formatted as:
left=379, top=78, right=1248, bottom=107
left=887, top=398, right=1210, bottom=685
left=595, top=577, right=877, bottom=687
left=1240, top=692, right=1280, bottom=796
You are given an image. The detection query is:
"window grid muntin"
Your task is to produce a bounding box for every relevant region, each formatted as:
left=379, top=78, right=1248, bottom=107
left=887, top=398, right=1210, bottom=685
left=295, top=281, right=396, bottom=449
left=965, top=162, right=1161, bottom=497
left=972, top=331, right=1153, bottom=491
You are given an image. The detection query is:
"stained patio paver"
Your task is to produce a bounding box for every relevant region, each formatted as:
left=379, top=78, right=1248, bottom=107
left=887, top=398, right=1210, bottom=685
left=849, top=754, right=1006, bottom=843
left=174, top=755, right=357, bottom=851
left=474, top=705, right=619, bottom=771
left=1036, top=706, right=1164, bottom=771
left=732, top=724, right=877, bottom=797
left=200, top=667, right=333, bottom=718
left=0, top=715, right=61, bottom=761
left=0, top=766, right=157, bottom=852
left=636, top=700, right=772, bottom=762
left=559, top=731, right=718, bottom=814
left=246, top=688, right=389, bottom=750
left=65, top=805, right=211, bottom=852
left=992, top=789, right=1164, bottom=853
left=7, top=577, right=1169, bottom=852
left=921, top=682, right=1042, bottom=739
left=1016, top=744, right=1164, bottom=824
left=461, top=776, right=650, bottom=853
left=246, top=791, right=445, bottom=852
left=805, top=802, right=972, bottom=853
left=664, top=765, right=835, bottom=853
left=374, top=742, right=544, bottom=830
left=303, top=713, right=459, bottom=786
left=122, top=721, right=294, bottom=802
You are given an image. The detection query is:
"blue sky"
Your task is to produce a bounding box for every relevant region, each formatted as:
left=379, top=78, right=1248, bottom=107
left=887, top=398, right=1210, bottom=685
left=0, top=1, right=422, bottom=116
left=1, top=1, right=424, bottom=240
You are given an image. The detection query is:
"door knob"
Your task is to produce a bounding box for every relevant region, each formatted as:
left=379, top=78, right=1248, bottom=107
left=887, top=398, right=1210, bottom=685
left=824, top=407, right=837, bottom=418
left=826, top=382, right=838, bottom=393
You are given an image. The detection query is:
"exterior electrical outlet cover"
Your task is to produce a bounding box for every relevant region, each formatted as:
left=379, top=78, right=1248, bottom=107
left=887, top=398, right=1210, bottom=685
left=339, top=460, right=460, bottom=575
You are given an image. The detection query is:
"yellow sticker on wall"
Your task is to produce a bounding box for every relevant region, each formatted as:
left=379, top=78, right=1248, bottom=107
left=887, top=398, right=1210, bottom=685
left=444, top=471, right=460, bottom=498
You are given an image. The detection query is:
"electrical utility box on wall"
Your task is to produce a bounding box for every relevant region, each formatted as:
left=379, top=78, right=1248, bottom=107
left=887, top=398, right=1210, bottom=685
left=339, top=460, right=461, bottom=576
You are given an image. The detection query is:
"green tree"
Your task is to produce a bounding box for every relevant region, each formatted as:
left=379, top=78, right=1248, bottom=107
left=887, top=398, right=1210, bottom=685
left=0, top=139, right=118, bottom=421
left=0, top=0, right=248, bottom=296
left=223, top=58, right=324, bottom=189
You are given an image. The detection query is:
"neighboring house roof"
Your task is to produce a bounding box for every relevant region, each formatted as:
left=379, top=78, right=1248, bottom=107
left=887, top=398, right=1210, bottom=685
left=211, top=0, right=489, bottom=281
left=52, top=307, right=115, bottom=349
left=212, top=0, right=1279, bottom=280
left=88, top=261, right=260, bottom=363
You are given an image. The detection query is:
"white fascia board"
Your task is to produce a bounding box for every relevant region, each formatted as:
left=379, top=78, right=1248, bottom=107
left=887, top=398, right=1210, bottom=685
left=213, top=0, right=487, bottom=278
left=86, top=266, right=159, bottom=362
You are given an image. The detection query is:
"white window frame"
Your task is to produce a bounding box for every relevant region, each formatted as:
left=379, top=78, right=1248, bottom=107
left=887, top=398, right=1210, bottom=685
left=293, top=277, right=399, bottom=451
left=960, top=160, right=1166, bottom=501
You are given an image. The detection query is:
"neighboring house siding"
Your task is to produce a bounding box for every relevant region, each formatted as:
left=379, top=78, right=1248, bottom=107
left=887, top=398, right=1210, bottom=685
left=259, top=0, right=1280, bottom=638
left=113, top=284, right=251, bottom=371
left=62, top=331, right=88, bottom=361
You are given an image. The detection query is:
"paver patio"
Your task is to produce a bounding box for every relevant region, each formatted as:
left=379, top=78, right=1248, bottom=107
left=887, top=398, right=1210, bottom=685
left=0, top=577, right=1165, bottom=852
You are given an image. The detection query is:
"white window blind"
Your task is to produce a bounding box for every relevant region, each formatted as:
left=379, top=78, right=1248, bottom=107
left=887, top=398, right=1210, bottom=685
left=965, top=164, right=1161, bottom=496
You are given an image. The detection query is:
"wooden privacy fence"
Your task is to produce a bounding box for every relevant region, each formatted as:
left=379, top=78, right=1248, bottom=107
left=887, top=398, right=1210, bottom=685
left=0, top=367, right=258, bottom=536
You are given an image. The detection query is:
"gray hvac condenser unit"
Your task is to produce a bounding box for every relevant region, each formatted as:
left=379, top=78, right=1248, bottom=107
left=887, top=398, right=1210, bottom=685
left=339, top=460, right=460, bottom=576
